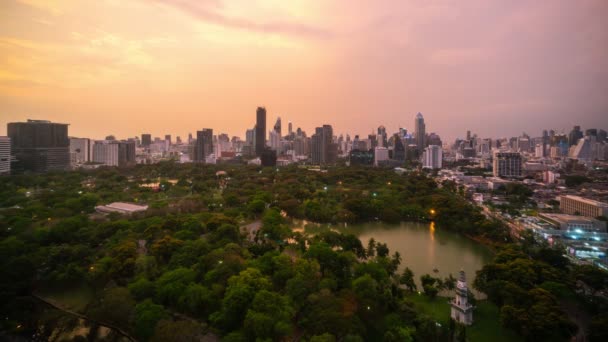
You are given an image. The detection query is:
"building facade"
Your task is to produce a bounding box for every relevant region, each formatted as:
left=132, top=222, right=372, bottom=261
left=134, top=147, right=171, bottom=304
left=0, top=136, right=10, bottom=175
left=422, top=145, right=442, bottom=169
left=7, top=119, right=70, bottom=172
left=194, top=129, right=213, bottom=162
left=560, top=195, right=608, bottom=218
left=492, top=151, right=522, bottom=178
left=69, top=137, right=91, bottom=165
left=255, top=107, right=266, bottom=156
left=414, top=112, right=426, bottom=153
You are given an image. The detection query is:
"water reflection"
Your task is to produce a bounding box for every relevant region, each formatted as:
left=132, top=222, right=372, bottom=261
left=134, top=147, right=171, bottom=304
left=294, top=220, right=493, bottom=296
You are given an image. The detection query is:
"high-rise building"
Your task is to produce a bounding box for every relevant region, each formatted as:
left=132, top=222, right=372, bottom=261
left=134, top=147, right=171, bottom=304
left=69, top=137, right=91, bottom=165
left=269, top=130, right=281, bottom=151
left=165, top=134, right=172, bottom=145
left=194, top=129, right=213, bottom=162
left=273, top=117, right=281, bottom=136
left=255, top=107, right=266, bottom=156
left=141, top=134, right=152, bottom=147
left=0, top=136, right=10, bottom=175
left=311, top=125, right=336, bottom=165
left=422, top=145, right=442, bottom=169
left=493, top=151, right=522, bottom=178
left=414, top=113, right=426, bottom=153
left=92, top=140, right=135, bottom=167
left=377, top=126, right=387, bottom=147
left=569, top=126, right=583, bottom=146
left=392, top=134, right=405, bottom=161
left=288, top=121, right=293, bottom=136
left=374, top=147, right=389, bottom=166
left=7, top=119, right=70, bottom=173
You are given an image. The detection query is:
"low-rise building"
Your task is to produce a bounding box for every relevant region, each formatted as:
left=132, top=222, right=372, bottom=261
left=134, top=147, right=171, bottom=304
left=95, top=202, right=148, bottom=215
left=560, top=195, right=608, bottom=218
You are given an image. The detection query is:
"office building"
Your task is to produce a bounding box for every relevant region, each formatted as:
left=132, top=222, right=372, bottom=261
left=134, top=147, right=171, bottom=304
left=560, top=195, right=608, bottom=218
left=141, top=134, right=152, bottom=147
left=414, top=112, right=426, bottom=153
left=164, top=134, right=172, bottom=145
left=255, top=107, right=266, bottom=156
left=539, top=213, right=606, bottom=233
left=374, top=147, right=389, bottom=166
left=569, top=126, right=583, bottom=146
left=422, top=145, right=442, bottom=169
left=311, top=125, right=336, bottom=165
left=492, top=151, right=522, bottom=178
left=194, top=129, right=213, bottom=162
left=350, top=149, right=374, bottom=166
left=0, top=136, right=10, bottom=175
left=69, top=137, right=91, bottom=165
left=7, top=119, right=70, bottom=172
left=93, top=140, right=136, bottom=167
left=269, top=130, right=281, bottom=151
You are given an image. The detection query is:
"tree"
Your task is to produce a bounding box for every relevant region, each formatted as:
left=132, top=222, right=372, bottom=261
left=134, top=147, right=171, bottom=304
left=399, top=267, right=417, bottom=292
left=244, top=290, right=294, bottom=340
left=134, top=300, right=168, bottom=341
left=87, top=287, right=135, bottom=329
left=151, top=319, right=203, bottom=342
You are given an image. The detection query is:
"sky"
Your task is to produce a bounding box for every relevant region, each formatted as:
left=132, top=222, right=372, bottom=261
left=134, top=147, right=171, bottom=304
left=1, top=0, right=607, bottom=142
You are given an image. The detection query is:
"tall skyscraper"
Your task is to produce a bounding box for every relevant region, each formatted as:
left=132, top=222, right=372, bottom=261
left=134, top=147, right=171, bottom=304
left=273, top=117, right=282, bottom=136
left=0, top=136, right=10, bottom=175
left=377, top=125, right=387, bottom=147
left=255, top=107, right=266, bottom=156
left=415, top=113, right=426, bottom=153
left=7, top=119, right=70, bottom=173
left=569, top=125, right=583, bottom=146
left=195, top=129, right=213, bottom=162
left=288, top=121, right=293, bottom=136
left=311, top=125, right=336, bottom=165
left=165, top=134, right=172, bottom=144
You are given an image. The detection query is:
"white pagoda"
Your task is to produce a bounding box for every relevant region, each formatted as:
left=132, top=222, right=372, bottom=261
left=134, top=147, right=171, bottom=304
left=450, top=270, right=474, bottom=325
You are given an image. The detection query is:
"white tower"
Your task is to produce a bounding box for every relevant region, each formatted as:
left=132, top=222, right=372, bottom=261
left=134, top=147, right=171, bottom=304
left=450, top=270, right=474, bottom=325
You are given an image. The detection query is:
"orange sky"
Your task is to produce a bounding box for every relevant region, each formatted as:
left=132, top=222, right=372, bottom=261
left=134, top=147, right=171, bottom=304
left=1, top=0, right=607, bottom=141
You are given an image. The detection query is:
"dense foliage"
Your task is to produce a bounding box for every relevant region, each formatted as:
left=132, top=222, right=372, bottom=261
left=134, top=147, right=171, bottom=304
left=0, top=163, right=596, bottom=341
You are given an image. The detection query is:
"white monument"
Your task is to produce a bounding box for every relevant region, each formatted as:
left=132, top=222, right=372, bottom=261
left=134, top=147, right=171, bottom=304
left=450, top=270, right=474, bottom=325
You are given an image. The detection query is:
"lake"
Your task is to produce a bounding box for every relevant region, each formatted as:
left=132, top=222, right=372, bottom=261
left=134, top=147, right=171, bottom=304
left=293, top=221, right=493, bottom=296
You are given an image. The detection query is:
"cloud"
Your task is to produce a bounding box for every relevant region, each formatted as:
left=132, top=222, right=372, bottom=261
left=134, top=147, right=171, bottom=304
left=151, top=0, right=332, bottom=39
left=430, top=48, right=490, bottom=65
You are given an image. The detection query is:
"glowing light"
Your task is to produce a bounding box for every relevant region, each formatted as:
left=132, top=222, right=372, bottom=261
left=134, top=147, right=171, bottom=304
left=429, top=209, right=436, bottom=215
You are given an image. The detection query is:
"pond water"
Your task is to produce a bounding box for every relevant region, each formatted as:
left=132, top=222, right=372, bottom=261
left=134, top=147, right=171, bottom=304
left=293, top=221, right=493, bottom=296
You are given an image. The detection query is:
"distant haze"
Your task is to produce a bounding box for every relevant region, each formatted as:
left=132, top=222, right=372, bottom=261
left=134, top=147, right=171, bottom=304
left=1, top=0, right=607, bottom=142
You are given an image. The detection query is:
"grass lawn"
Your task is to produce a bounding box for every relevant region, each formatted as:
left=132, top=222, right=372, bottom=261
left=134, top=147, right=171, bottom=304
left=406, top=294, right=522, bottom=342
left=37, top=284, right=95, bottom=313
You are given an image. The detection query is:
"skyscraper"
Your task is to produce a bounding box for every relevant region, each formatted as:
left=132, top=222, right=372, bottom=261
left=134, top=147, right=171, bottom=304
left=92, top=140, right=135, bottom=167
left=195, top=129, right=213, bottom=162
left=0, top=136, right=10, bottom=175
left=255, top=107, right=266, bottom=156
left=288, top=121, right=293, bottom=136
left=311, top=125, right=336, bottom=165
left=69, top=137, right=91, bottom=165
left=569, top=125, right=583, bottom=146
left=377, top=125, right=387, bottom=147
left=165, top=134, right=172, bottom=144
left=273, top=117, right=282, bottom=136
left=7, top=119, right=70, bottom=172
left=414, top=113, right=426, bottom=153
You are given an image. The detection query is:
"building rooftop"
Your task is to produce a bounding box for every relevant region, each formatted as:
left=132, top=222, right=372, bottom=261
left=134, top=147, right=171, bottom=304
left=95, top=202, right=148, bottom=214
left=540, top=213, right=601, bottom=224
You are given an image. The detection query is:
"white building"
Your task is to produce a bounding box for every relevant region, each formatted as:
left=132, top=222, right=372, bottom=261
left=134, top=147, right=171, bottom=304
left=422, top=145, right=442, bottom=169
left=93, top=140, right=120, bottom=166
left=269, top=130, right=281, bottom=151
left=374, top=147, right=389, bottom=166
left=0, top=136, right=10, bottom=175
left=69, top=137, right=91, bottom=165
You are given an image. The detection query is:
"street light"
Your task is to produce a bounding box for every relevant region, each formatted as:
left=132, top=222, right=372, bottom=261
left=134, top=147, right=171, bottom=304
left=429, top=209, right=436, bottom=215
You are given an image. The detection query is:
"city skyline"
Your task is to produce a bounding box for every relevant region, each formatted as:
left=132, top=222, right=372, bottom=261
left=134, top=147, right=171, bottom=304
left=1, top=0, right=607, bottom=141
